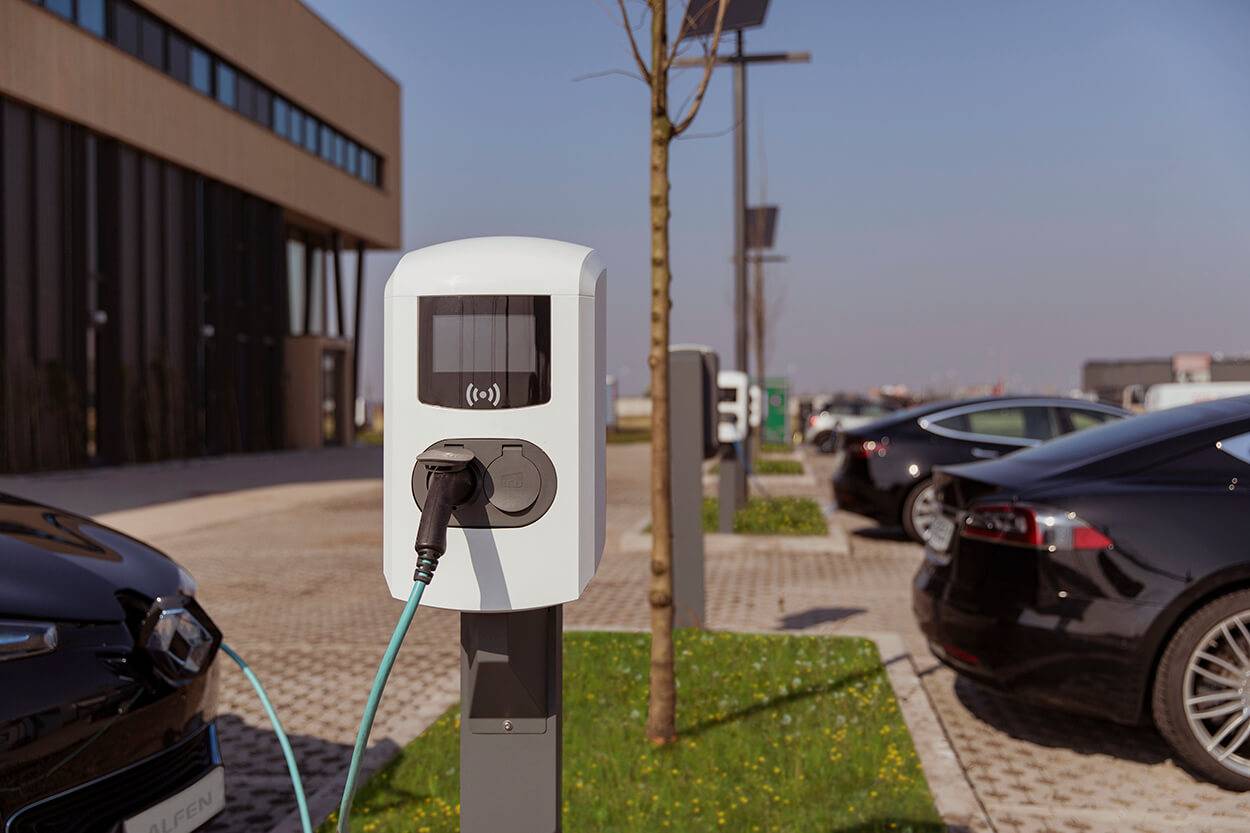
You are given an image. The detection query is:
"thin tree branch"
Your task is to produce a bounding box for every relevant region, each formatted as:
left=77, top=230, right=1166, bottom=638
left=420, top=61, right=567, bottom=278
left=674, top=118, right=740, bottom=140
left=671, top=0, right=728, bottom=136
left=669, top=0, right=701, bottom=62
left=573, top=68, right=648, bottom=83
left=616, top=0, right=653, bottom=85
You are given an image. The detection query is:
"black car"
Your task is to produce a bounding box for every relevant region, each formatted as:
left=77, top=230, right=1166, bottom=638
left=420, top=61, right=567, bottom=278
left=913, top=396, right=1250, bottom=789
left=832, top=396, right=1128, bottom=542
left=0, top=494, right=224, bottom=831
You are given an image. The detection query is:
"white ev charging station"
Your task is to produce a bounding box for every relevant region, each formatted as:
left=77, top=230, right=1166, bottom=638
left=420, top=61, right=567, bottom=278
left=382, top=236, right=607, bottom=833
left=748, top=383, right=764, bottom=429
left=717, top=370, right=749, bottom=444
left=716, top=370, right=750, bottom=533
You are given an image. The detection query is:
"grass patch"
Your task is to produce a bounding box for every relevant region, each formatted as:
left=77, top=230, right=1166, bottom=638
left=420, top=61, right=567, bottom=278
left=607, top=428, right=651, bottom=444
left=356, top=428, right=384, bottom=447
left=708, top=458, right=803, bottom=476
left=325, top=631, right=942, bottom=833
left=762, top=442, right=793, bottom=453
left=702, top=496, right=827, bottom=535
left=755, top=458, right=804, bottom=476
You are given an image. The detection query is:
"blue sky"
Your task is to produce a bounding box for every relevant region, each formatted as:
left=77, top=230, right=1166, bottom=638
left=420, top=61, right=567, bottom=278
left=305, top=0, right=1250, bottom=397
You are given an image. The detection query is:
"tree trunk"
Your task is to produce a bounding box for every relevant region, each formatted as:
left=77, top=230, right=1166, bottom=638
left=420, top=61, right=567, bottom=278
left=645, top=0, right=677, bottom=746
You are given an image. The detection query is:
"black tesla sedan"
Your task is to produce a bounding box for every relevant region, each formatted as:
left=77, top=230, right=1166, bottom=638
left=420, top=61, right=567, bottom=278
left=832, top=396, right=1128, bottom=542
left=0, top=494, right=224, bottom=831
left=913, top=396, right=1250, bottom=789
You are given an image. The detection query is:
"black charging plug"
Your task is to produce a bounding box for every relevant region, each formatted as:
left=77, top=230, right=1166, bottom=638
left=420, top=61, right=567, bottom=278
left=413, top=448, right=478, bottom=584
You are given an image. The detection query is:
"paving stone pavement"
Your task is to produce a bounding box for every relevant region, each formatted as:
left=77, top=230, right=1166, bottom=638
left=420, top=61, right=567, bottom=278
left=89, top=442, right=1250, bottom=832
left=799, top=451, right=1250, bottom=833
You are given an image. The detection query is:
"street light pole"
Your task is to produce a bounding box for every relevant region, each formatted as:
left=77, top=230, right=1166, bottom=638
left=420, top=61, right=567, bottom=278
left=724, top=29, right=751, bottom=522
left=733, top=29, right=749, bottom=396
left=675, top=7, right=808, bottom=528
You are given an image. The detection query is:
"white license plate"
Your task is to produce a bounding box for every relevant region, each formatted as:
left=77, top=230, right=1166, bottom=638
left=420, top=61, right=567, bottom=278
left=928, top=515, right=956, bottom=553
left=124, top=766, right=225, bottom=833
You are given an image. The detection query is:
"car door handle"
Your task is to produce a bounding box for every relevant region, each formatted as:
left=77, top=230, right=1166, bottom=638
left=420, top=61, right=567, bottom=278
left=971, top=447, right=1000, bottom=459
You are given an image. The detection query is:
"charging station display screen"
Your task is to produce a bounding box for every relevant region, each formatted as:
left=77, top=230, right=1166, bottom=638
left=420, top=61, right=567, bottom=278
left=419, top=295, right=551, bottom=409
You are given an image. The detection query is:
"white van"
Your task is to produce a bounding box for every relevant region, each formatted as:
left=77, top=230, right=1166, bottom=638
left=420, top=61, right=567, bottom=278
left=1144, top=382, right=1250, bottom=412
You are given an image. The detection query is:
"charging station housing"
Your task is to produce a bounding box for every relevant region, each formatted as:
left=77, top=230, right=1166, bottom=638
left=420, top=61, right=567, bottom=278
left=383, top=237, right=606, bottom=612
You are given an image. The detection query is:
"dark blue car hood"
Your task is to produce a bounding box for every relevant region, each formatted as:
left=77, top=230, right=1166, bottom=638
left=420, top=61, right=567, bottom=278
left=0, top=494, right=181, bottom=622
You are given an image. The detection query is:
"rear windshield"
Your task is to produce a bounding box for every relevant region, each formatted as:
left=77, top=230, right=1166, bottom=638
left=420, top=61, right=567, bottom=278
left=1010, top=397, right=1250, bottom=467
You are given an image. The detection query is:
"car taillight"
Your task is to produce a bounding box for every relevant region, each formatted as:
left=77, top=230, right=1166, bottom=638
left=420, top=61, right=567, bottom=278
left=961, top=502, right=1113, bottom=552
left=849, top=438, right=888, bottom=459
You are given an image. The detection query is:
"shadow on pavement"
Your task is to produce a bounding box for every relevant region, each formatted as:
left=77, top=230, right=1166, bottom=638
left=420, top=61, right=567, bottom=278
left=824, top=823, right=947, bottom=833
left=850, top=525, right=912, bottom=542
left=204, top=712, right=368, bottom=833
left=952, top=675, right=1170, bottom=765
left=778, top=606, right=866, bottom=630
left=0, top=446, right=382, bottom=517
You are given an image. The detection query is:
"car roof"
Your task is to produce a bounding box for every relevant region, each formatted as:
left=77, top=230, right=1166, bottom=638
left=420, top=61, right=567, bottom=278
left=852, top=395, right=1125, bottom=432
left=950, top=394, right=1250, bottom=483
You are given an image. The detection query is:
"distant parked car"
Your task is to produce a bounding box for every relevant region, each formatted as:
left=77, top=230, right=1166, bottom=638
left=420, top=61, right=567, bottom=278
left=1145, top=381, right=1250, bottom=412
left=832, top=396, right=1128, bottom=542
left=913, top=396, right=1250, bottom=789
left=0, top=494, right=224, bottom=831
left=806, top=400, right=898, bottom=453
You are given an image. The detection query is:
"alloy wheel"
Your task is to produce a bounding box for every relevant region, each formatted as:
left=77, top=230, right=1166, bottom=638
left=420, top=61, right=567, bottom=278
left=908, top=483, right=939, bottom=542
left=1183, top=611, right=1250, bottom=778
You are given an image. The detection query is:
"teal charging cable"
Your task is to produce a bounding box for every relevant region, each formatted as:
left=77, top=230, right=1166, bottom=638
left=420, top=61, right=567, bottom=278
left=219, top=580, right=426, bottom=833
left=220, top=455, right=469, bottom=832
left=335, top=580, right=426, bottom=832
left=219, top=642, right=313, bottom=833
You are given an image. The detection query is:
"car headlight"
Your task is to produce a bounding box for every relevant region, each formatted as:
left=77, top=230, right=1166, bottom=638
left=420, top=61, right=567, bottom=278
left=0, top=620, right=58, bottom=662
left=177, top=564, right=198, bottom=597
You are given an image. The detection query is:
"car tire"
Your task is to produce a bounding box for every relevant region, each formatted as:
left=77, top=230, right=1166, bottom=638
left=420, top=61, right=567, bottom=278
left=900, top=478, right=937, bottom=544
left=1153, top=589, right=1250, bottom=791
left=814, top=432, right=835, bottom=454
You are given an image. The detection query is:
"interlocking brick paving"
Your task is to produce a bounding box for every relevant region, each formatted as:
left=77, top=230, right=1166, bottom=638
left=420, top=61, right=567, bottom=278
left=75, top=443, right=1250, bottom=831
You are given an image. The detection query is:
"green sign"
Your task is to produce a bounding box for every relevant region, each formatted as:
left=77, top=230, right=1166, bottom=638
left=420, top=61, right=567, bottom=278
left=763, top=379, right=789, bottom=445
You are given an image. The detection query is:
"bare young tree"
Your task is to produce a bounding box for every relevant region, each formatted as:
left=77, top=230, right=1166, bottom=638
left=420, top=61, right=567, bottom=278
left=613, top=0, right=728, bottom=745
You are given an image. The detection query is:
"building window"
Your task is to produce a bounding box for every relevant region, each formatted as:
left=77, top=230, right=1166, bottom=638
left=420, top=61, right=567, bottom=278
left=167, top=31, right=190, bottom=83
left=110, top=0, right=140, bottom=55
left=273, top=97, right=289, bottom=139
left=77, top=0, right=105, bottom=35
left=138, top=13, right=164, bottom=69
left=303, top=116, right=319, bottom=154
left=45, top=0, right=72, bottom=20
left=290, top=107, right=305, bottom=146
left=254, top=86, right=271, bottom=129
left=346, top=141, right=359, bottom=177
left=236, top=74, right=256, bottom=120
left=287, top=238, right=306, bottom=336
left=320, top=125, right=334, bottom=162
left=189, top=46, right=211, bottom=95
left=215, top=62, right=236, bottom=108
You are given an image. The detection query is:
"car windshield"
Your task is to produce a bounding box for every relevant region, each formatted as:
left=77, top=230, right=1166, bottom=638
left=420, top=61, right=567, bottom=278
left=1011, top=397, right=1250, bottom=466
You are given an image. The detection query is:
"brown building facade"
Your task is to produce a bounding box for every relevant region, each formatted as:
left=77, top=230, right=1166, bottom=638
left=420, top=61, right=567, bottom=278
left=0, top=0, right=400, bottom=472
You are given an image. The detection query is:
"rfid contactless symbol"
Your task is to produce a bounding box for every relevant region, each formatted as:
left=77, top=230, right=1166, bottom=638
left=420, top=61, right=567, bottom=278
left=465, top=382, right=502, bottom=408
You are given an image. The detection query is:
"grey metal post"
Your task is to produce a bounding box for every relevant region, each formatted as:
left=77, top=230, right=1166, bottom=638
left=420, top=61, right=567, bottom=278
left=718, top=445, right=746, bottom=533
left=669, top=348, right=709, bottom=628
left=460, top=606, right=562, bottom=833
left=732, top=29, right=751, bottom=492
